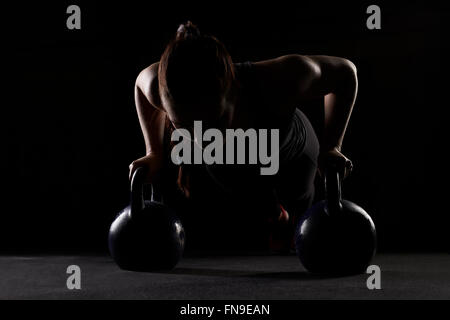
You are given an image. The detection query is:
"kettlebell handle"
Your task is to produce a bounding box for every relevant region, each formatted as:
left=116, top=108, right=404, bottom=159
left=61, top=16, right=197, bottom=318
left=324, top=165, right=343, bottom=213
left=130, top=166, right=162, bottom=217
left=130, top=166, right=147, bottom=216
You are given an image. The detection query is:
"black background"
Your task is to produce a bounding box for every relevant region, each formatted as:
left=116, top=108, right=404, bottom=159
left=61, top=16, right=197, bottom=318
left=2, top=1, right=448, bottom=253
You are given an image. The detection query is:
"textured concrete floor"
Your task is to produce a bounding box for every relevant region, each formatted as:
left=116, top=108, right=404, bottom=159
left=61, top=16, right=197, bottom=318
left=0, top=253, right=449, bottom=299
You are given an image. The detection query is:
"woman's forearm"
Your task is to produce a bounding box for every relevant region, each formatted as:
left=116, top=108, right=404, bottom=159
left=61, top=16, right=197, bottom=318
left=321, top=66, right=358, bottom=152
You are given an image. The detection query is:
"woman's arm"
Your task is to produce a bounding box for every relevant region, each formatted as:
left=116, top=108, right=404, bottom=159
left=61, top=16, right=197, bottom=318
left=304, top=55, right=358, bottom=153
left=259, top=54, right=357, bottom=176
left=129, top=63, right=166, bottom=182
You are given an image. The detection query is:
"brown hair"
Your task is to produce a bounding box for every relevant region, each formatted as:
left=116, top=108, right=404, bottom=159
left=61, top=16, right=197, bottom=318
left=158, top=21, right=235, bottom=105
left=160, top=21, right=235, bottom=197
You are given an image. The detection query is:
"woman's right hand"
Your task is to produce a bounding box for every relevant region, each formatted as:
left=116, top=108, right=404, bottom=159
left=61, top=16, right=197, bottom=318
left=128, top=153, right=163, bottom=183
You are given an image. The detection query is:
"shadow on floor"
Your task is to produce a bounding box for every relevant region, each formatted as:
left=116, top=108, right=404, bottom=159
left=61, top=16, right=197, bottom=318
left=157, top=267, right=353, bottom=280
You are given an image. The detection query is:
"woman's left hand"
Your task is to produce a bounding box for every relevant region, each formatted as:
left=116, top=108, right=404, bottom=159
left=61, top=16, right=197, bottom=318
left=318, top=147, right=353, bottom=179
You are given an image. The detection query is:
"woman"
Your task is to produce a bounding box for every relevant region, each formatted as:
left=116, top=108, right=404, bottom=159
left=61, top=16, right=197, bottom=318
left=129, top=21, right=356, bottom=251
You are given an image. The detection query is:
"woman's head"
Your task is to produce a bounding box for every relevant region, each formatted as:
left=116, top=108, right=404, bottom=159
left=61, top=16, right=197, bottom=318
left=158, top=21, right=235, bottom=129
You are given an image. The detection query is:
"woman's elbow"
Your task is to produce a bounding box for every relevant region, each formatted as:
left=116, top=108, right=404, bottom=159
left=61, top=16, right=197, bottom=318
left=342, top=59, right=358, bottom=82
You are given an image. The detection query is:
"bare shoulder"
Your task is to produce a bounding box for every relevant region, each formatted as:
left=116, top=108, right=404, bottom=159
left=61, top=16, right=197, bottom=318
left=253, top=55, right=320, bottom=83
left=253, top=54, right=356, bottom=82
left=254, top=54, right=318, bottom=70
left=251, top=55, right=321, bottom=104
left=135, top=62, right=161, bottom=108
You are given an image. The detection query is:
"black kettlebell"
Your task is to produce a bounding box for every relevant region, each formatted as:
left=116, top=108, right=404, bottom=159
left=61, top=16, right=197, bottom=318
left=108, top=166, right=185, bottom=271
left=295, top=166, right=377, bottom=275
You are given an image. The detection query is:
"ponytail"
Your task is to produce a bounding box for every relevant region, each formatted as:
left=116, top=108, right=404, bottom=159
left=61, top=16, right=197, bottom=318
left=176, top=20, right=201, bottom=40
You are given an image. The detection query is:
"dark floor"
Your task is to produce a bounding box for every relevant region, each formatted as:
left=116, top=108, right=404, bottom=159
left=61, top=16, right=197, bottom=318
left=0, top=253, right=449, bottom=299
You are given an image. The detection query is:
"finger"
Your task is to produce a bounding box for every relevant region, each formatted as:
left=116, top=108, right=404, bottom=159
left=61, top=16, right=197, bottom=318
left=346, top=160, right=353, bottom=172
left=345, top=161, right=353, bottom=179
left=345, top=158, right=353, bottom=167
